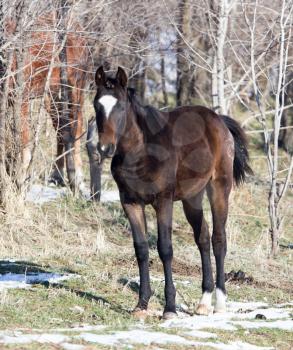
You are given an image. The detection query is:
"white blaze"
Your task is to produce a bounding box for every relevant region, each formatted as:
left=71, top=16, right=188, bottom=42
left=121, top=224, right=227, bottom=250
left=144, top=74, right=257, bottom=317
left=98, top=95, right=118, bottom=119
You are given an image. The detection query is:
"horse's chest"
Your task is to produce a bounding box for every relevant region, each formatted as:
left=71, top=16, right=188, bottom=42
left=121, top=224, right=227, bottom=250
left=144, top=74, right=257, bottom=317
left=111, top=157, right=174, bottom=202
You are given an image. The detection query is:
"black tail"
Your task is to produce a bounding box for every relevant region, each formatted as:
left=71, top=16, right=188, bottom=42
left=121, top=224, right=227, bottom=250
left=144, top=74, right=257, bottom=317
left=221, top=115, right=253, bottom=186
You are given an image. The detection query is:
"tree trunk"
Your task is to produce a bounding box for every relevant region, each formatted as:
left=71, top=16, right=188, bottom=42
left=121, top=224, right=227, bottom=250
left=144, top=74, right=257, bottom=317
left=211, top=0, right=228, bottom=114
left=279, top=72, right=293, bottom=154
left=176, top=0, right=191, bottom=106
left=57, top=1, right=75, bottom=190
left=160, top=52, right=168, bottom=107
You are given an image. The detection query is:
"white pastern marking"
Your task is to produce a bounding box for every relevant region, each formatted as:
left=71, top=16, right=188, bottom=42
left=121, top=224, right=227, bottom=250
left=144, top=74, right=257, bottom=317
left=98, top=95, right=117, bottom=119
left=199, top=292, right=212, bottom=307
left=215, top=288, right=227, bottom=311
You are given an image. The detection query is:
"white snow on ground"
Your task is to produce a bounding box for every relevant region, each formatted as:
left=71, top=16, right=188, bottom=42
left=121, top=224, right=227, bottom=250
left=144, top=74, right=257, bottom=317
left=100, top=190, right=120, bottom=202
left=0, top=333, right=70, bottom=344
left=25, top=184, right=67, bottom=204
left=0, top=301, right=291, bottom=349
left=162, top=312, right=238, bottom=331
left=0, top=271, right=78, bottom=292
left=25, top=184, right=120, bottom=204
left=77, top=329, right=198, bottom=347
left=61, top=343, right=85, bottom=350
left=227, top=301, right=268, bottom=312
left=162, top=302, right=293, bottom=332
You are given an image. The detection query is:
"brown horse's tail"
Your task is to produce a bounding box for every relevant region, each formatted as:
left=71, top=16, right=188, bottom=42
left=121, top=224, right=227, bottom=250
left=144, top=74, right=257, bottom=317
left=221, top=115, right=253, bottom=186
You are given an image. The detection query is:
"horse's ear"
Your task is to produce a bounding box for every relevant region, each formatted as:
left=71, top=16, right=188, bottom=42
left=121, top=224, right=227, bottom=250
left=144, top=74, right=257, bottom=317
left=95, top=66, right=106, bottom=86
left=116, top=66, right=128, bottom=88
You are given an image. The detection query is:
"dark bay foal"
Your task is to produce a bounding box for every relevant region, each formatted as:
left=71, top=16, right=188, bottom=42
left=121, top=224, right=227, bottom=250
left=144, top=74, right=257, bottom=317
left=93, top=66, right=252, bottom=319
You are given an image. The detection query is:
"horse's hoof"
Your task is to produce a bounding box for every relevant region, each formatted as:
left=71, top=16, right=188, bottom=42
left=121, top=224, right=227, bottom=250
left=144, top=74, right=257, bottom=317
left=195, top=304, right=213, bottom=316
left=162, top=311, right=177, bottom=320
left=132, top=308, right=148, bottom=319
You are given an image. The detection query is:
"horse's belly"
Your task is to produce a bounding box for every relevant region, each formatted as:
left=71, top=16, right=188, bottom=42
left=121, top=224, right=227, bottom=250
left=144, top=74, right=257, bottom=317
left=174, top=176, right=210, bottom=200
left=174, top=147, right=214, bottom=200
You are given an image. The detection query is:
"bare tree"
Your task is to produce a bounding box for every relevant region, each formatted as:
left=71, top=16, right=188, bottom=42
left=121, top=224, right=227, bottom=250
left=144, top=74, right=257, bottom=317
left=176, top=0, right=192, bottom=106
left=241, top=0, right=293, bottom=256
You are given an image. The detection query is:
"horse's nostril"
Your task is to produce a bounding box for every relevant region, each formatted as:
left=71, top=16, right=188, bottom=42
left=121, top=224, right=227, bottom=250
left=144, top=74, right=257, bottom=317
left=97, top=142, right=116, bottom=158
left=108, top=143, right=116, bottom=156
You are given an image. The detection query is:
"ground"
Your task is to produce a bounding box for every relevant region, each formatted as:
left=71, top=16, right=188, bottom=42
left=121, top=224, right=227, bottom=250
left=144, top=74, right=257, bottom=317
left=0, top=104, right=292, bottom=349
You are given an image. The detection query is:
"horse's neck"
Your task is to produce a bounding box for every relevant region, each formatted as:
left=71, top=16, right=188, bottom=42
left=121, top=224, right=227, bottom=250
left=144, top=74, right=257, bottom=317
left=117, top=106, right=145, bottom=158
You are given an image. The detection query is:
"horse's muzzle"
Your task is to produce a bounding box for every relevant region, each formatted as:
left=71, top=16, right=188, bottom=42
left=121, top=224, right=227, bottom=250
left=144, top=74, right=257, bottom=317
left=97, top=142, right=116, bottom=158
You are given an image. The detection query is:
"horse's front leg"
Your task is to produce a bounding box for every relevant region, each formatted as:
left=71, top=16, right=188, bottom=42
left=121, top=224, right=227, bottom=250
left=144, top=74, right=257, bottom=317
left=154, top=194, right=177, bottom=319
left=122, top=200, right=152, bottom=315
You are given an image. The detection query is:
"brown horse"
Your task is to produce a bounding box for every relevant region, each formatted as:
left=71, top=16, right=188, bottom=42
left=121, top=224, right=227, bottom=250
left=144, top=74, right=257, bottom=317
left=7, top=11, right=89, bottom=191
left=93, top=66, right=252, bottom=319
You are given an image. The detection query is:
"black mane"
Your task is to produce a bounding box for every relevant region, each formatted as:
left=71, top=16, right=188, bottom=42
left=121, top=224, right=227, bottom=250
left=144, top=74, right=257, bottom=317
left=127, top=88, right=168, bottom=135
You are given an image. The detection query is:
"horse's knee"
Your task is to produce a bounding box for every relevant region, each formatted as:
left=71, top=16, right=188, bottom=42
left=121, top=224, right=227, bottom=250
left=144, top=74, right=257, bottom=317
left=194, top=218, right=210, bottom=247
left=134, top=241, right=149, bottom=262
left=212, top=233, right=227, bottom=256
left=158, top=241, right=173, bottom=262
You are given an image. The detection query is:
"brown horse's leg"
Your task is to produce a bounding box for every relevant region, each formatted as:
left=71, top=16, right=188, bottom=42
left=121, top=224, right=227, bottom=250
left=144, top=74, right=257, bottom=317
left=207, top=174, right=232, bottom=313
left=154, top=194, right=176, bottom=319
left=182, top=190, right=214, bottom=315
left=45, top=95, right=65, bottom=186
left=122, top=200, right=152, bottom=315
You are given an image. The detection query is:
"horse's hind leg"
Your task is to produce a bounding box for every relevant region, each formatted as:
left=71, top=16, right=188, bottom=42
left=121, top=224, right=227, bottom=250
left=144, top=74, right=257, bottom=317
left=207, top=171, right=232, bottom=313
left=154, top=194, right=176, bottom=319
left=182, top=190, right=214, bottom=315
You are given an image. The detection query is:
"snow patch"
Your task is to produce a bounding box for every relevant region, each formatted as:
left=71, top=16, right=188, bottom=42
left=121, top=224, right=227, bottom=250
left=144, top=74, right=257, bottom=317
left=162, top=313, right=238, bottom=331
left=25, top=184, right=120, bottom=204
left=77, top=330, right=198, bottom=346
left=61, top=343, right=85, bottom=350
left=0, top=271, right=78, bottom=292
left=0, top=333, right=70, bottom=345
left=25, top=184, right=67, bottom=204
left=227, top=301, right=268, bottom=312
left=100, top=190, right=120, bottom=202
left=162, top=301, right=293, bottom=332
